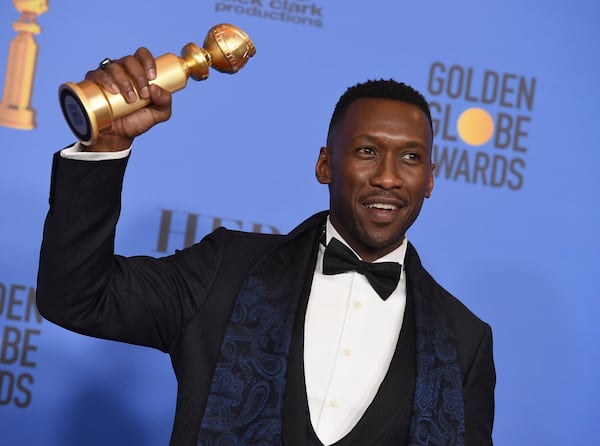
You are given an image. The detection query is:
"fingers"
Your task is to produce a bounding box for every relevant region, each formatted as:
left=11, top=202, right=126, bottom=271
left=135, top=47, right=157, bottom=81
left=117, top=47, right=157, bottom=100
left=79, top=47, right=171, bottom=148
left=85, top=47, right=157, bottom=103
left=148, top=84, right=172, bottom=123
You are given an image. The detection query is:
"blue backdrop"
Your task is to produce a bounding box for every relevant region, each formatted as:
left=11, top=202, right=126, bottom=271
left=1, top=1, right=599, bottom=444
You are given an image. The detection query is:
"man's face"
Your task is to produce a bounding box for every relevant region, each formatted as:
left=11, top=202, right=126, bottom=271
left=316, top=97, right=434, bottom=262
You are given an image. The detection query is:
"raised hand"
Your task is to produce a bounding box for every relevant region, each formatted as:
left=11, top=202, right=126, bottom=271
left=82, top=47, right=172, bottom=152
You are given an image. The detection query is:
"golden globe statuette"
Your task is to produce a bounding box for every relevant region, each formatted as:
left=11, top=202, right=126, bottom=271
left=0, top=0, right=48, bottom=130
left=58, top=23, right=256, bottom=145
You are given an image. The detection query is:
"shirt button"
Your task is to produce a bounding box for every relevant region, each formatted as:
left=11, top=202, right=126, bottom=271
left=343, top=348, right=352, bottom=357
left=329, top=400, right=337, bottom=408
left=353, top=300, right=362, bottom=309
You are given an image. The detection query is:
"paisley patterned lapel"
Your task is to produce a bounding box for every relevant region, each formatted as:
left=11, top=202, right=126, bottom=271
left=405, top=243, right=465, bottom=446
left=197, top=213, right=325, bottom=445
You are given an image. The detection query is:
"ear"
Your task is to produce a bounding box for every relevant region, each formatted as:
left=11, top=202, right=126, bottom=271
left=425, top=163, right=435, bottom=198
left=315, top=146, right=332, bottom=184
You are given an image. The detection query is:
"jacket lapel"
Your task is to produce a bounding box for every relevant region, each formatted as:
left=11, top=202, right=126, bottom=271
left=405, top=243, right=465, bottom=446
left=198, top=212, right=325, bottom=445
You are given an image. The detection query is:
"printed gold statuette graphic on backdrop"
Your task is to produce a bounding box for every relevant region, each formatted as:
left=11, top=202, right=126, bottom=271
left=59, top=23, right=256, bottom=145
left=0, top=0, right=48, bottom=130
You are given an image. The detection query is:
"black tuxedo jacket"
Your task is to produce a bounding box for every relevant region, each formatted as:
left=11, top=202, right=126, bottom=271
left=37, top=153, right=495, bottom=446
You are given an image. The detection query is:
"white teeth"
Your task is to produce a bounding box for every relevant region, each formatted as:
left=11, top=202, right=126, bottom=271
left=366, top=203, right=397, bottom=210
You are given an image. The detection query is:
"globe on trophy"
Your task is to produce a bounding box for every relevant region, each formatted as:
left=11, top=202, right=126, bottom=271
left=58, top=23, right=256, bottom=145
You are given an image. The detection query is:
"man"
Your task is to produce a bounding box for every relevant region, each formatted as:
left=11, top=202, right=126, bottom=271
left=37, top=48, right=495, bottom=446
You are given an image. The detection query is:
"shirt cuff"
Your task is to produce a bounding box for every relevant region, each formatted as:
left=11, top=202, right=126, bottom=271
left=60, top=141, right=132, bottom=161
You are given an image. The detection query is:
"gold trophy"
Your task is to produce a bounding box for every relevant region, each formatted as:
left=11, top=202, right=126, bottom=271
left=59, top=23, right=256, bottom=145
left=0, top=0, right=48, bottom=130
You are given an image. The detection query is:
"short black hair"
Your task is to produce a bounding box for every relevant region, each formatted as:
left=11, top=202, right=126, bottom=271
left=327, top=79, right=432, bottom=142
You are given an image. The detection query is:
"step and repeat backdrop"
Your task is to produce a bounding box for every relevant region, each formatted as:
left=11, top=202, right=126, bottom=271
left=1, top=1, right=599, bottom=445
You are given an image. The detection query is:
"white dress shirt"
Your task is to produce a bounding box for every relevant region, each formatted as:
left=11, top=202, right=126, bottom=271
left=304, top=220, right=407, bottom=444
left=61, top=141, right=131, bottom=160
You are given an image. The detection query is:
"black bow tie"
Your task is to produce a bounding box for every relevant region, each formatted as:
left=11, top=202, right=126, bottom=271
left=322, top=238, right=401, bottom=300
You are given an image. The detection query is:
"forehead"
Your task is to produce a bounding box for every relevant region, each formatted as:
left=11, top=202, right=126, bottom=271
left=332, top=97, right=432, bottom=146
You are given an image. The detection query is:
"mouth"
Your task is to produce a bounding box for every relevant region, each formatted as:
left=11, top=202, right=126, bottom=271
left=361, top=197, right=405, bottom=223
left=364, top=203, right=399, bottom=211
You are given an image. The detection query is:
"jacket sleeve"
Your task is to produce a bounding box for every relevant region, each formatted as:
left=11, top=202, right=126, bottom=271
left=463, top=322, right=496, bottom=446
left=36, top=152, right=222, bottom=352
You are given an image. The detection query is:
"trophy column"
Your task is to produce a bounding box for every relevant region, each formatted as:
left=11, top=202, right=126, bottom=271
left=0, top=0, right=48, bottom=130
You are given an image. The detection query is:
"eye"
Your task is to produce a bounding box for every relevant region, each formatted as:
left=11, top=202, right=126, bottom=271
left=357, top=146, right=376, bottom=156
left=401, top=152, right=420, bottom=160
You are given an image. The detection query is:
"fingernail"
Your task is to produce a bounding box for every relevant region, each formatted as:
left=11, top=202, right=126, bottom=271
left=127, top=90, right=137, bottom=102
left=140, top=85, right=149, bottom=98
left=148, top=68, right=156, bottom=80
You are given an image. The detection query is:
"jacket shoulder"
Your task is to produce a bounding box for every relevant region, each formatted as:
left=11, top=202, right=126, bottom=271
left=405, top=242, right=493, bottom=372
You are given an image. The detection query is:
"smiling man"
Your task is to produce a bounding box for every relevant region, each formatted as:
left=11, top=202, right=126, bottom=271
left=37, top=48, right=495, bottom=446
left=317, top=95, right=434, bottom=262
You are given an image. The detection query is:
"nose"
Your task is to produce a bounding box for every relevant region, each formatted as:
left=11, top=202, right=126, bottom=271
left=370, top=154, right=402, bottom=190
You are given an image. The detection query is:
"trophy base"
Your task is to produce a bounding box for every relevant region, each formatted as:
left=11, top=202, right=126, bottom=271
left=59, top=80, right=114, bottom=145
left=0, top=103, right=36, bottom=130
left=59, top=85, right=94, bottom=143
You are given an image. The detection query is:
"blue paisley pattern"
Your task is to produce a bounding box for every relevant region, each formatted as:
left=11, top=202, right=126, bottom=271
left=198, top=273, right=299, bottom=446
left=408, top=290, right=465, bottom=446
